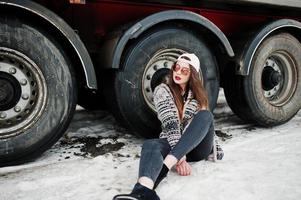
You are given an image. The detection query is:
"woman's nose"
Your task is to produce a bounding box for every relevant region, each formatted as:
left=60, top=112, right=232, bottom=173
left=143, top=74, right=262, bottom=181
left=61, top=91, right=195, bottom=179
left=175, top=70, right=182, bottom=75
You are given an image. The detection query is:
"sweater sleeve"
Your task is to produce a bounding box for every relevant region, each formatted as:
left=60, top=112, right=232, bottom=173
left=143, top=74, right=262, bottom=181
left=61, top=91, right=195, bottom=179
left=153, top=84, right=181, bottom=148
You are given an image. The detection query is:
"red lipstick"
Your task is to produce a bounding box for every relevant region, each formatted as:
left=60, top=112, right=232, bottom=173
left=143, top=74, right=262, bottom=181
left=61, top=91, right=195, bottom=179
left=175, top=76, right=181, bottom=81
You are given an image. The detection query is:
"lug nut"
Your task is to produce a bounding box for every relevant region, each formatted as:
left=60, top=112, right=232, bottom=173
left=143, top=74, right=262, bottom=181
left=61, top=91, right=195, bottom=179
left=164, top=62, right=168, bottom=67
left=14, top=106, right=21, bottom=112
left=20, top=79, right=28, bottom=86
left=146, top=87, right=151, bottom=92
left=22, top=94, right=29, bottom=100
left=146, top=75, right=151, bottom=80
left=0, top=112, right=7, bottom=119
left=153, top=65, right=158, bottom=70
left=9, top=68, right=17, bottom=74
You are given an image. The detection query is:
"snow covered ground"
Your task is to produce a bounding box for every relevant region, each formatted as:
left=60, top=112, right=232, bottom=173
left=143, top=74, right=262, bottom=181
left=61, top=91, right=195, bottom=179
left=0, top=91, right=301, bottom=200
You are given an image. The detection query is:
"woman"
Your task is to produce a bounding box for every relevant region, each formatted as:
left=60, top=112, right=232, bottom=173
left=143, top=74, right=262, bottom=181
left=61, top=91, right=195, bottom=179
left=113, top=53, right=223, bottom=200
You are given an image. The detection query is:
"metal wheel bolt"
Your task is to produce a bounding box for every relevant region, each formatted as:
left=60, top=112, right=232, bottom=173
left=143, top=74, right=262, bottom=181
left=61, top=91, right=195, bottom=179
left=14, top=106, right=21, bottom=112
left=164, top=62, right=168, bottom=67
left=146, top=87, right=150, bottom=92
left=22, top=94, right=29, bottom=100
left=153, top=65, right=158, bottom=70
left=20, top=79, right=28, bottom=85
left=0, top=112, right=7, bottom=119
left=146, top=75, right=151, bottom=80
left=9, top=68, right=17, bottom=74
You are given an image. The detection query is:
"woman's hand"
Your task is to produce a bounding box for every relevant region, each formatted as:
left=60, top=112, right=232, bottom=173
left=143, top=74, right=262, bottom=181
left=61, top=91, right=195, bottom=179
left=176, top=160, right=192, bottom=176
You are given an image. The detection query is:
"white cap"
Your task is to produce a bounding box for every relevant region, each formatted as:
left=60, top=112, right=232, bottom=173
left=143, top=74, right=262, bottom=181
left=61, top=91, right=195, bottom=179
left=177, top=53, right=200, bottom=72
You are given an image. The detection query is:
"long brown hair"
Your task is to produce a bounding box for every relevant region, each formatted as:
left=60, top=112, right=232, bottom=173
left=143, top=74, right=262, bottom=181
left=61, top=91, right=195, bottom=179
left=167, top=63, right=209, bottom=119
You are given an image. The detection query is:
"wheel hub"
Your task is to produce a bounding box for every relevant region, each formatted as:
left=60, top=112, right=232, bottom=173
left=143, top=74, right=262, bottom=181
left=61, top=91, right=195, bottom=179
left=262, top=53, right=297, bottom=106
left=0, top=47, right=47, bottom=139
left=0, top=72, right=21, bottom=111
left=262, top=67, right=283, bottom=91
left=271, top=71, right=282, bottom=85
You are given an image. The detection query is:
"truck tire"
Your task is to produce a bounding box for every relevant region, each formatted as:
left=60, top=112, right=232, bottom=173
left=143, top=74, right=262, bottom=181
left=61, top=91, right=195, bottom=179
left=225, top=33, right=301, bottom=126
left=223, top=65, right=254, bottom=123
left=0, top=16, right=77, bottom=166
left=106, top=27, right=219, bottom=138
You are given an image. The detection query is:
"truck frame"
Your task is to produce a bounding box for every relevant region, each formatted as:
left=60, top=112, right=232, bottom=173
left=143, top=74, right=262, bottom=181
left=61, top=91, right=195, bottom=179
left=0, top=0, right=300, bottom=166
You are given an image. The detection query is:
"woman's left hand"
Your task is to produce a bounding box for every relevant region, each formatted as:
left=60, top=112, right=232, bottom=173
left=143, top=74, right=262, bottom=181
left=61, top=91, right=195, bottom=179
left=176, top=160, right=192, bottom=176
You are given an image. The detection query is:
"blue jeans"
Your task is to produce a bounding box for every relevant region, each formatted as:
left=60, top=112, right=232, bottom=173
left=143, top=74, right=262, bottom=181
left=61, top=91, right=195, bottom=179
left=138, top=110, right=214, bottom=182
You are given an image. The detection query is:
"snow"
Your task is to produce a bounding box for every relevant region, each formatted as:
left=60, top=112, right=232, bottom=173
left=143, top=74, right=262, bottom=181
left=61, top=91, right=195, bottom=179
left=0, top=91, right=301, bottom=200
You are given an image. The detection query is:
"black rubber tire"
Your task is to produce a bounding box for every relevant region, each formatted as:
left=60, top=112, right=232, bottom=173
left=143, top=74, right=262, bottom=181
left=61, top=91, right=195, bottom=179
left=107, top=26, right=219, bottom=138
left=0, top=16, right=77, bottom=166
left=223, top=64, right=255, bottom=123
left=225, top=33, right=301, bottom=126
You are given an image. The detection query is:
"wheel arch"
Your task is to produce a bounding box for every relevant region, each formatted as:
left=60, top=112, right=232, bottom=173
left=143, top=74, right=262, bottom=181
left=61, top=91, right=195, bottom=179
left=0, top=0, right=97, bottom=89
left=238, top=19, right=301, bottom=76
left=106, top=10, right=234, bottom=70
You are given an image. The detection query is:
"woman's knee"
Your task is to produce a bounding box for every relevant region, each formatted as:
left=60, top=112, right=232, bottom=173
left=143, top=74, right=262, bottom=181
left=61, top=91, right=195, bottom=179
left=195, top=110, right=214, bottom=123
left=142, top=139, right=161, bottom=150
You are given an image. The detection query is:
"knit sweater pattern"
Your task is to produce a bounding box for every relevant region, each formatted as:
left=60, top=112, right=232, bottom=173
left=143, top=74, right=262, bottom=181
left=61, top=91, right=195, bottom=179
left=153, top=83, right=199, bottom=148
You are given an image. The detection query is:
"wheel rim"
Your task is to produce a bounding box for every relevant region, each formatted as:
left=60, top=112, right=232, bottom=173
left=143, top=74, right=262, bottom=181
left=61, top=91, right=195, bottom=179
left=142, top=48, right=204, bottom=111
left=261, top=51, right=297, bottom=107
left=142, top=49, right=184, bottom=111
left=0, top=47, right=47, bottom=139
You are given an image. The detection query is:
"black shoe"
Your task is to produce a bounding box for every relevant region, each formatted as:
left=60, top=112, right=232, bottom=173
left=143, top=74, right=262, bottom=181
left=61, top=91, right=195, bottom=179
left=153, top=164, right=169, bottom=190
left=113, top=183, right=160, bottom=200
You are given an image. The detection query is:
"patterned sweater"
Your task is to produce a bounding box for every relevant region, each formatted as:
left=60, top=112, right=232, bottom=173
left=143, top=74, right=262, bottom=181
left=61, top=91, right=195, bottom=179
left=153, top=83, right=200, bottom=148
left=153, top=83, right=224, bottom=161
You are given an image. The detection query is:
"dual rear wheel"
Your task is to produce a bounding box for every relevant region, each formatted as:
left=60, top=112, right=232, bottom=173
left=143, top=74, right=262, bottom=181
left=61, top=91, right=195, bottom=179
left=107, top=30, right=301, bottom=138
left=224, top=33, right=301, bottom=126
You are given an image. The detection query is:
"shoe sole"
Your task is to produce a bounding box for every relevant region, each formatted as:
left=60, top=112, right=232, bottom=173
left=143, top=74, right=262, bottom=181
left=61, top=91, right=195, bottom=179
left=113, top=195, right=139, bottom=200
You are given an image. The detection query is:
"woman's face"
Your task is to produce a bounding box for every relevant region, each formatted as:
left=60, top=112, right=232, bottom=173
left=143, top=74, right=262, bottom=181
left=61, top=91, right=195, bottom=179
left=172, top=61, right=191, bottom=86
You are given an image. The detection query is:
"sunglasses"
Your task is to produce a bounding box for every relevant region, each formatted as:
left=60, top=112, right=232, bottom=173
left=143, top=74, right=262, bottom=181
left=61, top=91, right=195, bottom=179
left=172, top=64, right=190, bottom=76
